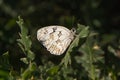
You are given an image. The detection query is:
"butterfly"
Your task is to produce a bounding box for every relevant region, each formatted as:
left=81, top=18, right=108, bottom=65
left=37, top=25, right=76, bottom=55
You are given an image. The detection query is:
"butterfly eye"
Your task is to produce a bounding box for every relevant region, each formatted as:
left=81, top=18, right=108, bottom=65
left=71, top=28, right=76, bottom=35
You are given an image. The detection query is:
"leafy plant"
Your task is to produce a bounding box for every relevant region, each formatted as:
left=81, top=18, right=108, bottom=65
left=1, top=16, right=118, bottom=80
left=60, top=24, right=90, bottom=67
left=16, top=16, right=37, bottom=80
left=15, top=17, right=106, bottom=80
left=0, top=52, right=11, bottom=80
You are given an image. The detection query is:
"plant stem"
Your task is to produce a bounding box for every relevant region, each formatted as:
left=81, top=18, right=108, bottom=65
left=87, top=39, right=95, bottom=80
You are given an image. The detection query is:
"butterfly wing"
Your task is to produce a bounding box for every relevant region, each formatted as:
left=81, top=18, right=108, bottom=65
left=37, top=26, right=74, bottom=55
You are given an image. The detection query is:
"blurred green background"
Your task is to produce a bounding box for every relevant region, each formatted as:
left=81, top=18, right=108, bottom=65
left=0, top=0, right=120, bottom=79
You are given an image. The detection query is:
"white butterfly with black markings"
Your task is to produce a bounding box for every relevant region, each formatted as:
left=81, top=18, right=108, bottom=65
left=37, top=25, right=76, bottom=55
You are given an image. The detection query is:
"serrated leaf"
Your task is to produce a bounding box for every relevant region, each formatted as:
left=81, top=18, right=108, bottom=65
left=77, top=24, right=89, bottom=38
left=77, top=37, right=104, bottom=79
left=16, top=16, right=35, bottom=61
left=20, top=58, right=29, bottom=64
left=61, top=24, right=90, bottom=67
left=16, top=16, right=28, bottom=37
left=17, top=41, right=25, bottom=53
left=27, top=50, right=35, bottom=61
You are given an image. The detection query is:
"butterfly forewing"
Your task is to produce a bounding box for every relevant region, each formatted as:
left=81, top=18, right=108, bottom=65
left=37, top=26, right=75, bottom=55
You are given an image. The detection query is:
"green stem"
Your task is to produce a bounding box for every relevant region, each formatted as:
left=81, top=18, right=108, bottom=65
left=87, top=40, right=95, bottom=80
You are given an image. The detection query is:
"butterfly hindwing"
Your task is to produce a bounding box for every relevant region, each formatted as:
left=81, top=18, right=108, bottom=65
left=37, top=26, right=75, bottom=55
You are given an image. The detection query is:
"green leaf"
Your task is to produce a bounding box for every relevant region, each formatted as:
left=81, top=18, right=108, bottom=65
left=61, top=24, right=89, bottom=67
left=27, top=50, right=35, bottom=61
left=108, top=46, right=116, bottom=55
left=20, top=58, right=29, bottom=64
left=77, top=37, right=104, bottom=80
left=47, top=66, right=59, bottom=76
left=0, top=52, right=10, bottom=69
left=21, top=62, right=37, bottom=79
left=0, top=52, right=10, bottom=80
left=16, top=16, right=35, bottom=61
left=16, top=16, right=28, bottom=37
